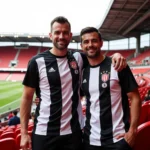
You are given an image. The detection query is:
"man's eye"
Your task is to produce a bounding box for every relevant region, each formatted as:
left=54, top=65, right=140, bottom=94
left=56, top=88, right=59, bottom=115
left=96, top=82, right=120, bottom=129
left=55, top=31, right=60, bottom=35
left=92, top=39, right=98, bottom=43
left=64, top=31, right=69, bottom=35
left=83, top=41, right=88, bottom=44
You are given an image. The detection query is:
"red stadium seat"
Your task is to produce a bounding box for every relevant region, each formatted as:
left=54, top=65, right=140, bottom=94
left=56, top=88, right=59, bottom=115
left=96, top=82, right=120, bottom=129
left=15, top=133, right=22, bottom=150
left=28, top=124, right=34, bottom=131
left=143, top=100, right=150, bottom=105
left=0, top=137, right=17, bottom=150
left=138, top=103, right=150, bottom=125
left=8, top=125, right=16, bottom=131
left=15, top=131, right=32, bottom=150
left=3, top=128, right=14, bottom=133
left=133, top=121, right=150, bottom=150
left=15, top=128, right=21, bottom=138
left=0, top=131, right=15, bottom=139
left=0, top=129, right=3, bottom=136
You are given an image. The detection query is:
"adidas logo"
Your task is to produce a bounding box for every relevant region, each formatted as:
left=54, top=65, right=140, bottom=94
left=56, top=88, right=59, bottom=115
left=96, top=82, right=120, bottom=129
left=48, top=67, right=56, bottom=72
left=83, top=79, right=87, bottom=83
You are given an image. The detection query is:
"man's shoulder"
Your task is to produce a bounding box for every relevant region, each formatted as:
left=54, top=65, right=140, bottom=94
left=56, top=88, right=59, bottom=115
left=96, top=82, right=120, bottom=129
left=10, top=116, right=15, bottom=120
left=29, top=50, right=52, bottom=64
left=9, top=117, right=14, bottom=122
left=32, top=50, right=49, bottom=59
left=72, top=51, right=87, bottom=62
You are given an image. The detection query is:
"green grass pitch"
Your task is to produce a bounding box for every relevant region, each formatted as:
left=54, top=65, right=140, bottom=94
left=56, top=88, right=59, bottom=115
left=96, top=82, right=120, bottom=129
left=0, top=81, right=23, bottom=114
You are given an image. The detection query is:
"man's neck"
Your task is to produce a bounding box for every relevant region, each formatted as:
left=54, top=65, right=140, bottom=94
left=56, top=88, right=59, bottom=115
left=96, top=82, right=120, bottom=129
left=50, top=48, right=67, bottom=57
left=88, top=54, right=105, bottom=66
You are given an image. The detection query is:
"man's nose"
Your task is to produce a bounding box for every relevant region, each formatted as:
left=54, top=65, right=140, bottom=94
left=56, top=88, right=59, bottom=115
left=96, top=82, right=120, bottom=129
left=59, top=33, right=64, bottom=39
left=88, top=41, right=93, bottom=47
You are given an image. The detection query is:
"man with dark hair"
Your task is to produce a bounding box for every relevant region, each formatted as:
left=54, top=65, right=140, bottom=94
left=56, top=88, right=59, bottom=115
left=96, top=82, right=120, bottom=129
left=50, top=16, right=71, bottom=31
left=8, top=110, right=20, bottom=126
left=20, top=16, right=127, bottom=150
left=80, top=27, right=141, bottom=150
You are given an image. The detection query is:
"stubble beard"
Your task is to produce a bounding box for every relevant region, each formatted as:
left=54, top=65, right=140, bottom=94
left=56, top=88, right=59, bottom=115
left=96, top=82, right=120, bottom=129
left=54, top=41, right=69, bottom=51
left=85, top=48, right=100, bottom=59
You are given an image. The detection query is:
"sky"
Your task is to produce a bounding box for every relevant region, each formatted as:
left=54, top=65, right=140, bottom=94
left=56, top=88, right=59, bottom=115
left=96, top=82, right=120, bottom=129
left=0, top=0, right=113, bottom=35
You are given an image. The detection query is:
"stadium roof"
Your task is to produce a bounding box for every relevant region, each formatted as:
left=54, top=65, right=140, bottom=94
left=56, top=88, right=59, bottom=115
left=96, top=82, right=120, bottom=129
left=0, top=0, right=150, bottom=43
left=99, top=0, right=150, bottom=41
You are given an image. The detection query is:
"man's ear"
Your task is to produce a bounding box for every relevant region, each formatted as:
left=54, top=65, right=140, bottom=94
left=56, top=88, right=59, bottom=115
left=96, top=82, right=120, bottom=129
left=80, top=43, right=83, bottom=50
left=100, top=40, right=103, bottom=48
left=69, top=32, right=73, bottom=41
left=49, top=33, right=52, bottom=40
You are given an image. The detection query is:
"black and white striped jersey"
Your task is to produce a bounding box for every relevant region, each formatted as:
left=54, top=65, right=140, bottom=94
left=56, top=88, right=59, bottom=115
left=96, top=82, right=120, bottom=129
left=81, top=56, right=138, bottom=146
left=23, top=50, right=87, bottom=136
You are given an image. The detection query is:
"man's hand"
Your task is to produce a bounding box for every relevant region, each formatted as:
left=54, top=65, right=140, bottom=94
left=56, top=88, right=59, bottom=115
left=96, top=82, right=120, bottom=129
left=124, top=130, right=136, bottom=147
left=111, top=53, right=127, bottom=71
left=115, top=129, right=137, bottom=147
left=20, top=133, right=31, bottom=150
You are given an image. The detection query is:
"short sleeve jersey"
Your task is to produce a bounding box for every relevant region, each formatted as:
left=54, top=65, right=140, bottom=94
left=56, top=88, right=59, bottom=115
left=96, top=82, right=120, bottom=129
left=23, top=50, right=87, bottom=136
left=81, top=56, right=138, bottom=146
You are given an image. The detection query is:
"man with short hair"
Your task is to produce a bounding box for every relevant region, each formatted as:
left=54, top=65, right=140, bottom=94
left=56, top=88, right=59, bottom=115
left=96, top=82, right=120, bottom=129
left=8, top=110, right=20, bottom=126
left=20, top=16, right=127, bottom=150
left=80, top=27, right=141, bottom=150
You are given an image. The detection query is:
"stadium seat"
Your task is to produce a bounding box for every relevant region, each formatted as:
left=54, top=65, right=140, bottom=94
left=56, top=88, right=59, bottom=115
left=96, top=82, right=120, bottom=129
left=15, top=133, right=22, bottom=150
left=133, top=121, right=150, bottom=150
left=0, top=137, right=17, bottom=150
left=2, top=128, right=14, bottom=134
left=138, top=103, right=150, bottom=125
left=8, top=125, right=16, bottom=131
left=0, top=129, right=3, bottom=136
left=28, top=124, right=34, bottom=131
left=2, top=126, right=8, bottom=131
left=16, top=124, right=21, bottom=129
left=15, top=131, right=32, bottom=150
left=143, top=100, right=150, bottom=105
left=0, top=131, right=15, bottom=139
left=15, top=128, right=21, bottom=138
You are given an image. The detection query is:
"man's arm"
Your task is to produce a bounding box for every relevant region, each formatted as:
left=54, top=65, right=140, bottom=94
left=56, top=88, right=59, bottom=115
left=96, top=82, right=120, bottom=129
left=125, top=88, right=141, bottom=147
left=20, top=85, right=35, bottom=149
left=116, top=88, right=141, bottom=147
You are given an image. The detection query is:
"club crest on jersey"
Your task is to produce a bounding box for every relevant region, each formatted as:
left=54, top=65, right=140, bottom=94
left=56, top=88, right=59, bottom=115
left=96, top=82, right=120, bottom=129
left=101, top=71, right=109, bottom=88
left=101, top=72, right=109, bottom=82
left=70, top=61, right=77, bottom=69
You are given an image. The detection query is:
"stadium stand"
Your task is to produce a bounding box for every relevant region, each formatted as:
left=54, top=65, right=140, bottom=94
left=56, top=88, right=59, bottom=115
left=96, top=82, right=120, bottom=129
left=0, top=122, right=33, bottom=149
left=138, top=103, right=150, bottom=126
left=130, top=49, right=150, bottom=65
left=0, top=73, right=10, bottom=80
left=133, top=121, right=150, bottom=150
left=0, top=131, right=15, bottom=139
left=8, top=73, right=25, bottom=81
left=0, top=0, right=150, bottom=149
left=106, top=49, right=135, bottom=59
left=15, top=131, right=32, bottom=150
left=0, top=138, right=17, bottom=150
left=40, top=47, right=48, bottom=53
left=16, top=47, right=38, bottom=68
left=131, top=68, right=150, bottom=75
left=0, top=47, right=18, bottom=68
